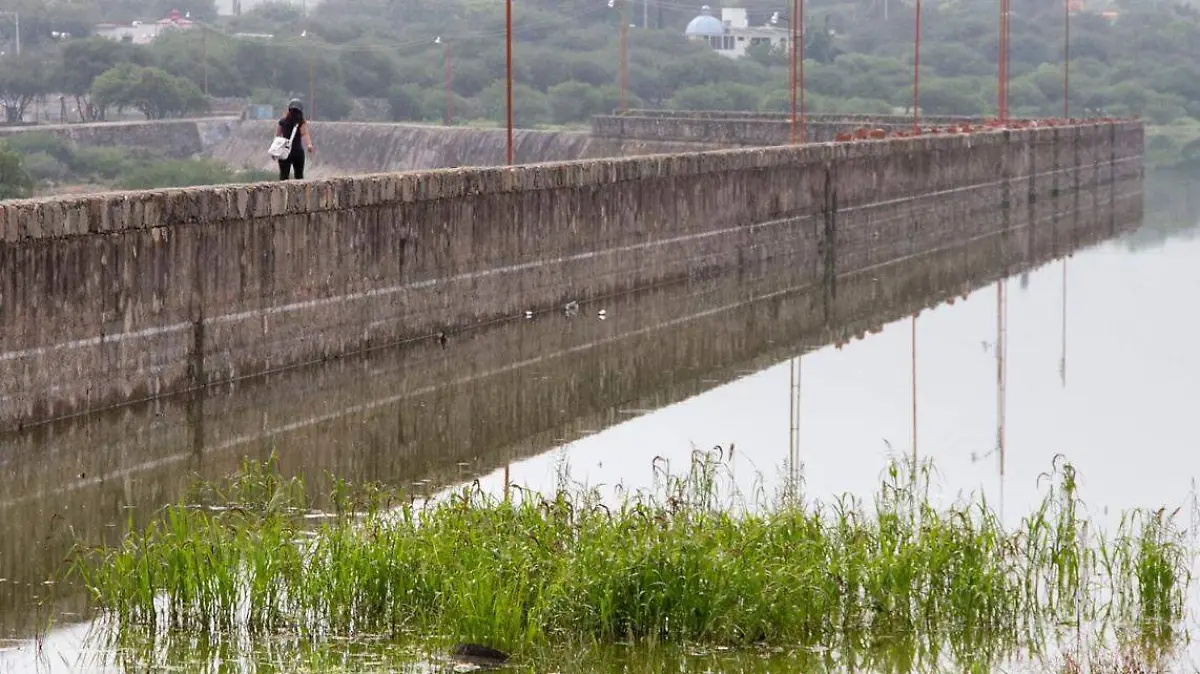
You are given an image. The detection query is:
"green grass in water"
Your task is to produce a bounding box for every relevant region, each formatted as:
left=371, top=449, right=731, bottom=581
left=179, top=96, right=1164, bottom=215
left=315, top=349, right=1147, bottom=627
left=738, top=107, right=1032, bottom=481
left=72, top=451, right=1192, bottom=660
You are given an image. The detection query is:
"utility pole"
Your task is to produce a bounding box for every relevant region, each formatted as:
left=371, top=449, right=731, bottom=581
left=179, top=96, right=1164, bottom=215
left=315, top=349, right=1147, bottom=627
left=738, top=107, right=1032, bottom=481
left=1063, top=0, right=1070, bottom=118
left=202, top=27, right=209, bottom=96
left=790, top=0, right=797, bottom=144
left=912, top=0, right=921, bottom=130
left=799, top=0, right=805, bottom=142
left=301, top=30, right=314, bottom=119
left=643, top=0, right=648, bottom=28
left=437, top=37, right=452, bottom=125
left=619, top=0, right=629, bottom=112
left=998, top=0, right=1009, bottom=120
left=506, top=0, right=514, bottom=164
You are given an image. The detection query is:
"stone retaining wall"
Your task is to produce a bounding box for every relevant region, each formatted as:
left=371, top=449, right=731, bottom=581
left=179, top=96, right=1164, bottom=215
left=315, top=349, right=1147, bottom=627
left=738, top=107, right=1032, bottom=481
left=0, top=117, right=239, bottom=155
left=591, top=113, right=995, bottom=145
left=614, top=109, right=983, bottom=124
left=0, top=121, right=1144, bottom=430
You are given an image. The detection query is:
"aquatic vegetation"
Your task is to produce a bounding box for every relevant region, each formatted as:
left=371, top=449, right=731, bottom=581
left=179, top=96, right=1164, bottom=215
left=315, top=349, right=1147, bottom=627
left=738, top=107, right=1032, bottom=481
left=73, top=451, right=1192, bottom=662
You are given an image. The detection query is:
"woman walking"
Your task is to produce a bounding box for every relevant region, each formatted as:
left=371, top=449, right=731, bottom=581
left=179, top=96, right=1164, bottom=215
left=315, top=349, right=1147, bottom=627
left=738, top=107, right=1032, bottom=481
left=277, top=99, right=314, bottom=180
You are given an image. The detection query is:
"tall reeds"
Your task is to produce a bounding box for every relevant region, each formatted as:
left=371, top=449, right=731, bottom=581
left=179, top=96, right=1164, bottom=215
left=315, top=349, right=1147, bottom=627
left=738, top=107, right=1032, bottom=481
left=73, top=451, right=1192, bottom=662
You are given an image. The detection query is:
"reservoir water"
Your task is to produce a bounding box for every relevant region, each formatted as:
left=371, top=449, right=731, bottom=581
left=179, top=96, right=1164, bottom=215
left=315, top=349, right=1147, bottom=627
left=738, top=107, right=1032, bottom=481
left=1, top=175, right=1196, bottom=673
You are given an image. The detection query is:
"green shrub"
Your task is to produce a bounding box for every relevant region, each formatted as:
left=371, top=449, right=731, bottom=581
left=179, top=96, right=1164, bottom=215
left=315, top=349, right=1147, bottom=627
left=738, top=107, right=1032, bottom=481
left=19, top=151, right=72, bottom=183
left=69, top=146, right=134, bottom=180
left=1, top=133, right=74, bottom=163
left=117, top=158, right=249, bottom=190
left=0, top=148, right=33, bottom=200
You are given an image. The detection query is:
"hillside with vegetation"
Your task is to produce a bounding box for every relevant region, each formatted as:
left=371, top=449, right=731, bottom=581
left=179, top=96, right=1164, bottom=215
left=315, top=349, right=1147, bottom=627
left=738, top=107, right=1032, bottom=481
left=0, top=0, right=1198, bottom=192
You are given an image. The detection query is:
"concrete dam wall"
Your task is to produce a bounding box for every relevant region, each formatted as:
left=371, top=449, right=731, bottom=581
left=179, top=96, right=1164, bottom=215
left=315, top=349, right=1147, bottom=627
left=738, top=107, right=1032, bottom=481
left=590, top=113, right=986, bottom=145
left=0, top=118, right=239, bottom=156
left=0, top=121, right=1143, bottom=430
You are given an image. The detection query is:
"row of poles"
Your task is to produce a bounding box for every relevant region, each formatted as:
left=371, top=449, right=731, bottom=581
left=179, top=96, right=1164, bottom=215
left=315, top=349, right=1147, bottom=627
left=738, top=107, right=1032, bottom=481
left=387, top=0, right=1074, bottom=164
left=196, top=0, right=1074, bottom=164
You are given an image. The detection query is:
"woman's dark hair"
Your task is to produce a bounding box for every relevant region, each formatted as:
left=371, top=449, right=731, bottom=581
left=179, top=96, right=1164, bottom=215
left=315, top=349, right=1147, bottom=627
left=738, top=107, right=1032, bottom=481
left=286, top=100, right=305, bottom=125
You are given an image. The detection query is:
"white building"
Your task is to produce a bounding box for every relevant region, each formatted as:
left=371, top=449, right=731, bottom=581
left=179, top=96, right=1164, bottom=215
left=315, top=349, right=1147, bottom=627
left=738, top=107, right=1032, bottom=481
left=93, top=10, right=195, bottom=45
left=684, top=5, right=792, bottom=59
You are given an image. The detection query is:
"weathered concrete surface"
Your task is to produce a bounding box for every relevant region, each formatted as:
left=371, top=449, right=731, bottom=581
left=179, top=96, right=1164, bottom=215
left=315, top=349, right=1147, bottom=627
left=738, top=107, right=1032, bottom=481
left=209, top=120, right=723, bottom=177
left=614, top=109, right=985, bottom=122
left=0, top=122, right=1143, bottom=431
left=591, top=112, right=991, bottom=145
left=0, top=117, right=238, bottom=155
left=590, top=110, right=1052, bottom=147
left=0, top=171, right=1144, bottom=638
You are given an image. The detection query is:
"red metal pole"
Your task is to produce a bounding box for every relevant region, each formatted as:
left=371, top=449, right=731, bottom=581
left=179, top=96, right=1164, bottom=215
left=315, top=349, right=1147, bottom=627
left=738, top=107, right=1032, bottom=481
left=619, top=1, right=628, bottom=112
left=997, top=0, right=1005, bottom=120
left=444, top=42, right=453, bottom=126
left=799, top=0, right=805, bottom=143
left=790, top=0, right=797, bottom=144
left=506, top=0, right=514, bottom=164
left=1006, top=1, right=1011, bottom=120
left=913, top=0, right=921, bottom=131
left=1063, top=0, right=1070, bottom=118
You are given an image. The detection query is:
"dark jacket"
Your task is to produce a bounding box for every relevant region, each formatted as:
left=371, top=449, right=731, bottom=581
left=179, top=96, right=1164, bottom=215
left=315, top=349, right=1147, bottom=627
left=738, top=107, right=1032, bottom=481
left=278, top=117, right=306, bottom=160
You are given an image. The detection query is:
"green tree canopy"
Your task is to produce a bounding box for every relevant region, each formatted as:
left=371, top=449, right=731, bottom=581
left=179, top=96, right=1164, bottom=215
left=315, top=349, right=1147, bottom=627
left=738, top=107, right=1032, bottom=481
left=0, top=147, right=33, bottom=200
left=92, top=63, right=208, bottom=119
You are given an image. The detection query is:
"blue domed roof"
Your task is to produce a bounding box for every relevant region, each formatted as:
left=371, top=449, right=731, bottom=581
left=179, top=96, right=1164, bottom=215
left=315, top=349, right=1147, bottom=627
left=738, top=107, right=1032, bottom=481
left=685, top=6, right=725, bottom=36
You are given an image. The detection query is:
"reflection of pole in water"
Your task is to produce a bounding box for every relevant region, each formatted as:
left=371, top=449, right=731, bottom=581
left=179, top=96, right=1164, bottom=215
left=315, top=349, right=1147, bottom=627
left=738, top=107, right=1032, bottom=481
left=1060, top=259, right=1068, bottom=387
left=911, top=316, right=918, bottom=469
left=996, top=280, right=1008, bottom=515
left=788, top=356, right=802, bottom=497
left=911, top=315, right=919, bottom=512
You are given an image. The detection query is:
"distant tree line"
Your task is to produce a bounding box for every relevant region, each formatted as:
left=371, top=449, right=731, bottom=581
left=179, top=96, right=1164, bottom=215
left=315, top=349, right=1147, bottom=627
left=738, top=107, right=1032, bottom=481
left=3, top=0, right=1200, bottom=166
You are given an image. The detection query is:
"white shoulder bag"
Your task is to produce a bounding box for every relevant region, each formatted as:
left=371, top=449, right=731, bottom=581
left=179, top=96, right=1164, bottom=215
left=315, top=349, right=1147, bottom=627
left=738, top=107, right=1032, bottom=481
left=268, top=122, right=298, bottom=160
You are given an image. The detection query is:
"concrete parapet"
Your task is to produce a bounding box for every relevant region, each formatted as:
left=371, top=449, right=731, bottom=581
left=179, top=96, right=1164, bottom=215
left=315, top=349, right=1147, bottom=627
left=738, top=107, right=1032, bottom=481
left=614, top=109, right=982, bottom=125
left=0, top=121, right=1144, bottom=430
left=591, top=112, right=1061, bottom=145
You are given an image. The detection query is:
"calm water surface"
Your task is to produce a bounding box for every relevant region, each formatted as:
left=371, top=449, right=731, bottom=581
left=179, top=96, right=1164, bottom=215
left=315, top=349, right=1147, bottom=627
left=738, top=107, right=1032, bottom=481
left=1, top=175, right=1197, bottom=673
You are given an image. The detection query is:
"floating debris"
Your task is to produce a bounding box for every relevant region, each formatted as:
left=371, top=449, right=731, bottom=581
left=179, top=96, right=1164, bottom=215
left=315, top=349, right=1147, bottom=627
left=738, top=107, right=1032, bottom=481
left=451, top=643, right=509, bottom=668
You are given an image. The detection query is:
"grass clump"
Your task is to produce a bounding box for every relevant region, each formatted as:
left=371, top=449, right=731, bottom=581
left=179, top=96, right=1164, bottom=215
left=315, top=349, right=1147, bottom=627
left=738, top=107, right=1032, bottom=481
left=73, top=452, right=1192, bottom=660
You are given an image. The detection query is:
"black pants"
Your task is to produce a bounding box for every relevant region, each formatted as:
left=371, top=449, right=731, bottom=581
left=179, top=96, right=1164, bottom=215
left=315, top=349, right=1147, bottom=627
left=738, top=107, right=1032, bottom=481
left=278, top=153, right=305, bottom=180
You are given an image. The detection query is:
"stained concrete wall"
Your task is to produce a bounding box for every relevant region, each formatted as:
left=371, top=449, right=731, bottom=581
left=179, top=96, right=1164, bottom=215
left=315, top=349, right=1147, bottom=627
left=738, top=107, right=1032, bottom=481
left=0, top=118, right=239, bottom=155
left=590, top=113, right=981, bottom=145
left=0, top=169, right=1144, bottom=637
left=0, top=122, right=1143, bottom=431
left=614, top=109, right=983, bottom=124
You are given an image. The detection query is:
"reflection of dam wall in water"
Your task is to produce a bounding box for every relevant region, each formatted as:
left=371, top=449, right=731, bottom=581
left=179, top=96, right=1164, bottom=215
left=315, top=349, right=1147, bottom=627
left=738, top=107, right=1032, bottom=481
left=0, top=174, right=1145, bottom=638
left=0, top=122, right=1143, bottom=431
